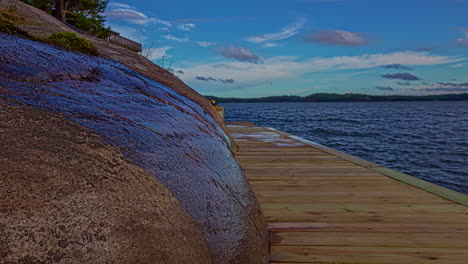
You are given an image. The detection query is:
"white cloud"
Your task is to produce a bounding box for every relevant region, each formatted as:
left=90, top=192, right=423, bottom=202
left=107, top=9, right=154, bottom=25
left=246, top=18, right=306, bottom=43
left=108, top=3, right=133, bottom=9
left=412, top=82, right=468, bottom=94
left=154, top=18, right=173, bottom=27
left=457, top=28, right=468, bottom=46
left=451, top=62, right=468, bottom=68
left=303, top=30, right=367, bottom=46
left=262, top=43, right=280, bottom=48
left=163, top=34, right=190, bottom=42
left=178, top=23, right=196, bottom=31
left=197, top=41, right=216, bottom=47
left=106, top=2, right=172, bottom=26
left=218, top=45, right=262, bottom=63
left=179, top=51, right=463, bottom=89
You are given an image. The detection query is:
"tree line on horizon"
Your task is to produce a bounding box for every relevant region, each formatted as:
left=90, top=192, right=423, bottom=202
left=206, top=93, right=468, bottom=103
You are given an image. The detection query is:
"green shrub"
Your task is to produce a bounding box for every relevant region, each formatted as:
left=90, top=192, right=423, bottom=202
left=46, top=32, right=98, bottom=55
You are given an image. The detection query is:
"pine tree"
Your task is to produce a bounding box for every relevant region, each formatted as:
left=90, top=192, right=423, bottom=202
left=21, top=0, right=111, bottom=38
left=21, top=0, right=54, bottom=14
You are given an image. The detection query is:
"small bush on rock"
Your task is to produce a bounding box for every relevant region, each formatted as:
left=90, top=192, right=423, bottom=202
left=46, top=32, right=98, bottom=55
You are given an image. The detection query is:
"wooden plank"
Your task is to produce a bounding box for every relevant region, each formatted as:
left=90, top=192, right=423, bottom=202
left=239, top=157, right=335, bottom=161
left=316, top=147, right=382, bottom=168
left=371, top=167, right=468, bottom=207
left=246, top=172, right=384, bottom=177
left=242, top=164, right=360, bottom=168
left=241, top=160, right=356, bottom=164
left=244, top=168, right=379, bottom=173
left=260, top=203, right=468, bottom=213
left=236, top=148, right=325, bottom=153
left=236, top=152, right=333, bottom=157
left=250, top=180, right=407, bottom=187
left=270, top=232, right=468, bottom=247
left=237, top=158, right=344, bottom=162
left=252, top=185, right=432, bottom=194
left=271, top=246, right=468, bottom=264
left=267, top=222, right=468, bottom=233
left=263, top=212, right=468, bottom=223
left=248, top=175, right=387, bottom=181
left=255, top=190, right=435, bottom=197
left=257, top=195, right=454, bottom=204
left=245, top=170, right=380, bottom=175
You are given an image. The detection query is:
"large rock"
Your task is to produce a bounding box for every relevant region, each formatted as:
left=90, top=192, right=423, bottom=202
left=0, top=102, right=213, bottom=263
left=0, top=29, right=267, bottom=264
left=0, top=0, right=228, bottom=136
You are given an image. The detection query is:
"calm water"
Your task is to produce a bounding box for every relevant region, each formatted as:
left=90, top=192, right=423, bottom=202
left=224, top=101, right=468, bottom=194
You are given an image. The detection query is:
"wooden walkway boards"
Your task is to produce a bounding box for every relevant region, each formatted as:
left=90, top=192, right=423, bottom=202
left=227, top=122, right=468, bottom=264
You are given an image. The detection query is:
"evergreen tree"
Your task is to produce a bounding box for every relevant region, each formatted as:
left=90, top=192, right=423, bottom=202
left=67, top=0, right=110, bottom=38
left=21, top=0, right=111, bottom=38
left=21, top=0, right=54, bottom=14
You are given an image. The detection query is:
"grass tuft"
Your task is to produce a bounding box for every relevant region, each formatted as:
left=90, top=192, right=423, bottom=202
left=0, top=11, right=20, bottom=34
left=45, top=32, right=99, bottom=56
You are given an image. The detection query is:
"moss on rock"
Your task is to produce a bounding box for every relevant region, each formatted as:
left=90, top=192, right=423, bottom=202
left=46, top=32, right=98, bottom=56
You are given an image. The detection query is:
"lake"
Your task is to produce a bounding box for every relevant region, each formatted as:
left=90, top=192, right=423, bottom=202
left=223, top=101, right=468, bottom=194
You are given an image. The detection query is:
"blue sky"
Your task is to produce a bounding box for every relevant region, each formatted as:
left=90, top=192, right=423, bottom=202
left=105, top=0, right=468, bottom=97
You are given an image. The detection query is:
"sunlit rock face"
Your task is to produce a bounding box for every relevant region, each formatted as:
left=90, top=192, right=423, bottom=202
left=0, top=0, right=228, bottom=134
left=0, top=35, right=268, bottom=263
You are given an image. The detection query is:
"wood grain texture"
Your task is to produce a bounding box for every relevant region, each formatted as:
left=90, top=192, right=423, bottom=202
left=227, top=122, right=468, bottom=264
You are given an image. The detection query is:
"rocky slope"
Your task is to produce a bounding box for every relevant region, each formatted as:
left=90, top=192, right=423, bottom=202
left=0, top=1, right=268, bottom=263
left=0, top=0, right=227, bottom=135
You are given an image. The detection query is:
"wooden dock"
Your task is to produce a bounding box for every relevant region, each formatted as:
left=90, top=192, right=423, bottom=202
left=227, top=122, right=468, bottom=264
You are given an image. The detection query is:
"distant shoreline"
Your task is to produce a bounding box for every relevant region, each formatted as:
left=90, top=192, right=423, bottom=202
left=206, top=93, right=468, bottom=103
